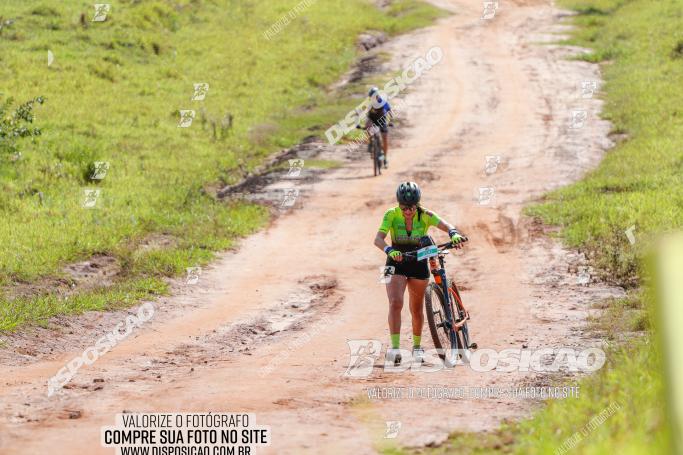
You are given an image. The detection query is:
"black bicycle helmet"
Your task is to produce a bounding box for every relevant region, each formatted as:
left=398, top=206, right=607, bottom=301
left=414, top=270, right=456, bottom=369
left=368, top=86, right=379, bottom=97
left=396, top=181, right=421, bottom=205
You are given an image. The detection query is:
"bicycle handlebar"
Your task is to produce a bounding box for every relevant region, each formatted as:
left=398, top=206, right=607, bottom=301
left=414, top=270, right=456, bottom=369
left=355, top=123, right=394, bottom=130
left=399, top=237, right=469, bottom=260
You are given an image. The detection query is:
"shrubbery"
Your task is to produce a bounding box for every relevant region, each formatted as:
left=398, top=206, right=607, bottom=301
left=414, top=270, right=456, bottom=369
left=0, top=95, right=45, bottom=157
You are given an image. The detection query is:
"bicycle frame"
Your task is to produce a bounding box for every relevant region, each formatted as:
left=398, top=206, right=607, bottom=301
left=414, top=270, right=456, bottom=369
left=428, top=255, right=461, bottom=342
left=369, top=129, right=382, bottom=148
left=356, top=122, right=387, bottom=176
left=400, top=239, right=474, bottom=362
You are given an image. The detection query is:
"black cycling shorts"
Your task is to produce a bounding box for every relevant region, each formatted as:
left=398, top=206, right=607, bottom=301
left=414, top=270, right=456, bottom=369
left=367, top=112, right=389, bottom=133
left=374, top=123, right=389, bottom=133
left=385, top=257, right=430, bottom=280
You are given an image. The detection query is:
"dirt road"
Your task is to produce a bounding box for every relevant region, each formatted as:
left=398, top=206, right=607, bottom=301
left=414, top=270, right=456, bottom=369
left=0, top=1, right=624, bottom=453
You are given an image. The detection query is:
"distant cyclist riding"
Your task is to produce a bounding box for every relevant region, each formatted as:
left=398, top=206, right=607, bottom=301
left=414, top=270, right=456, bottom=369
left=373, top=182, right=466, bottom=365
left=361, top=87, right=393, bottom=169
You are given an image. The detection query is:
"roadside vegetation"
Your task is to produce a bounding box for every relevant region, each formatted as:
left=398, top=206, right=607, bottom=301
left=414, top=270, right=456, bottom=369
left=0, top=0, right=445, bottom=331
left=391, top=0, right=679, bottom=453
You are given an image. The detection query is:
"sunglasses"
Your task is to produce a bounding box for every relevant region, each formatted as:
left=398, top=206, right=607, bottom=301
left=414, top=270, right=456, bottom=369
left=399, top=204, right=417, bottom=212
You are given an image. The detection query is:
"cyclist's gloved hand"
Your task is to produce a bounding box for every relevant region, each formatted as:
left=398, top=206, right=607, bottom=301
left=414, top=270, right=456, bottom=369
left=449, top=229, right=465, bottom=246
left=384, top=246, right=402, bottom=262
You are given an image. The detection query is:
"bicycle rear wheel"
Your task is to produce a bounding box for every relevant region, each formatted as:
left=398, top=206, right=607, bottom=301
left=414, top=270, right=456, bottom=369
left=425, top=283, right=462, bottom=365
left=372, top=136, right=381, bottom=176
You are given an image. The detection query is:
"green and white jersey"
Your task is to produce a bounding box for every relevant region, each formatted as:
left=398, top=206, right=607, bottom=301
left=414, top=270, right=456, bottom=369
left=378, top=206, right=441, bottom=251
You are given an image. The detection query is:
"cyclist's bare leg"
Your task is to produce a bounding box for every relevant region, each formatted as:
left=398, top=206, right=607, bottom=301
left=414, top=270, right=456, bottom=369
left=386, top=274, right=408, bottom=335
left=407, top=278, right=428, bottom=340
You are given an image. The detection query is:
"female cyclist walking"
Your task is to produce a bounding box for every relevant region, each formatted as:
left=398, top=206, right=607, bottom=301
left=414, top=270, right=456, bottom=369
left=374, top=182, right=466, bottom=365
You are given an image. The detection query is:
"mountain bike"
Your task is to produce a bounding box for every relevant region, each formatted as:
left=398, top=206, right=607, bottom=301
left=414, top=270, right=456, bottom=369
left=356, top=124, right=384, bottom=176
left=403, top=237, right=477, bottom=366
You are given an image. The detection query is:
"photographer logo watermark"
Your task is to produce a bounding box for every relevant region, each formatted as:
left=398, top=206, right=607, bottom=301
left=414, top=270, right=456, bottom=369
left=378, top=266, right=395, bottom=284
left=92, top=4, right=111, bottom=22
left=280, top=188, right=300, bottom=208
left=482, top=2, right=499, bottom=20
left=48, top=303, right=155, bottom=397
left=625, top=225, right=636, bottom=245
left=325, top=46, right=443, bottom=145
left=484, top=155, right=501, bottom=175
left=384, top=421, right=402, bottom=439
left=83, top=189, right=101, bottom=209
left=286, top=159, right=304, bottom=178
left=577, top=266, right=592, bottom=285
left=580, top=80, right=599, bottom=99
left=478, top=187, right=495, bottom=205
left=343, top=339, right=382, bottom=377
left=191, top=83, right=209, bottom=101
left=344, top=340, right=606, bottom=377
left=263, top=0, right=317, bottom=41
left=91, top=161, right=109, bottom=180
left=186, top=266, right=201, bottom=285
left=570, top=109, right=588, bottom=129
left=178, top=110, right=195, bottom=127
left=556, top=401, right=622, bottom=454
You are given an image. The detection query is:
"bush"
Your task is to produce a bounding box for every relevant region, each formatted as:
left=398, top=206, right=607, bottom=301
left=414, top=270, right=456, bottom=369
left=0, top=95, right=45, bottom=157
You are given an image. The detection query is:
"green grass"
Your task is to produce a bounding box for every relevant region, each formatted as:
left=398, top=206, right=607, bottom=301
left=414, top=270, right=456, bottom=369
left=302, top=158, right=343, bottom=169
left=0, top=0, right=446, bottom=331
left=391, top=0, right=679, bottom=453
left=524, top=2, right=683, bottom=449
left=390, top=308, right=668, bottom=455
left=394, top=298, right=668, bottom=455
left=527, top=0, right=683, bottom=287
left=1, top=277, right=167, bottom=332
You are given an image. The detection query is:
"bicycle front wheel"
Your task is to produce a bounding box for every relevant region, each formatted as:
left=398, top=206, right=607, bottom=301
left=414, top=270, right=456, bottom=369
left=372, top=137, right=381, bottom=176
left=449, top=283, right=476, bottom=363
left=425, top=282, right=461, bottom=365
